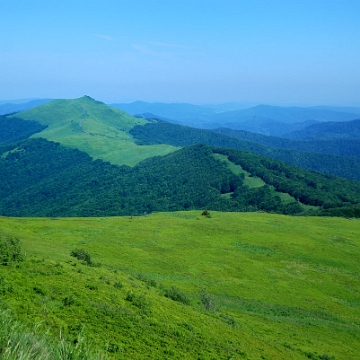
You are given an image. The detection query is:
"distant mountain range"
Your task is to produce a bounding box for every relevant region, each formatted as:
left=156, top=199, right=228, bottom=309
left=3, top=98, right=360, bottom=137
left=110, top=102, right=360, bottom=136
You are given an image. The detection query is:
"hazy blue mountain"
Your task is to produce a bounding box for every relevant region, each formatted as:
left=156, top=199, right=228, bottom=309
left=0, top=99, right=53, bottom=115
left=202, top=105, right=360, bottom=136
left=284, top=119, right=360, bottom=139
left=201, top=101, right=259, bottom=111
left=110, top=102, right=360, bottom=136
left=109, top=101, right=218, bottom=126
left=206, top=104, right=360, bottom=124
left=203, top=118, right=320, bottom=136
left=0, top=98, right=41, bottom=105
left=308, top=105, right=360, bottom=115
left=215, top=127, right=360, bottom=157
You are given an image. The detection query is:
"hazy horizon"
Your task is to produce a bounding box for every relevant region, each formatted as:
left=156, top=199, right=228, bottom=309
left=1, top=97, right=360, bottom=111
left=1, top=0, right=360, bottom=106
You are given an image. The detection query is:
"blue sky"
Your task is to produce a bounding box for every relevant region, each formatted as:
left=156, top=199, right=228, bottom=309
left=1, top=0, right=359, bottom=105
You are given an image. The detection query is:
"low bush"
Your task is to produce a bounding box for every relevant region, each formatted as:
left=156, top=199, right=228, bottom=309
left=0, top=236, right=24, bottom=266
left=164, top=286, right=191, bottom=305
left=70, top=248, right=92, bottom=266
left=201, top=210, right=211, bottom=218
left=114, top=281, right=123, bottom=289
left=134, top=273, right=157, bottom=287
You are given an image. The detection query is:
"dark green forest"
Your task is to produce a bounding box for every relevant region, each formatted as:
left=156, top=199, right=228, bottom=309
left=130, top=121, right=360, bottom=181
left=1, top=137, right=360, bottom=217
left=0, top=138, right=236, bottom=216
left=215, top=148, right=360, bottom=208
left=0, top=115, right=46, bottom=144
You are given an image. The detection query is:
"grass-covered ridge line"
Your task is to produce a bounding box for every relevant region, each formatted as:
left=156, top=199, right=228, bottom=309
left=12, top=96, right=177, bottom=166
left=0, top=211, right=359, bottom=359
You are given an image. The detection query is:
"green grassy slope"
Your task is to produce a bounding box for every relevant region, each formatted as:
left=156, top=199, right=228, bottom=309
left=12, top=96, right=177, bottom=166
left=1, top=212, right=359, bottom=359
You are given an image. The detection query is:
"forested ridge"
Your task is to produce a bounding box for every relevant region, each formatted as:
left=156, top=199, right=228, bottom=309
left=1, top=137, right=360, bottom=217
left=0, top=115, right=47, bottom=144
left=130, top=120, right=360, bottom=181
left=215, top=148, right=360, bottom=207
left=0, top=139, right=237, bottom=216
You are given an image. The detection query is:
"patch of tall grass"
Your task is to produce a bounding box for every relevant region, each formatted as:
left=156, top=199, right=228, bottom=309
left=0, top=309, right=105, bottom=360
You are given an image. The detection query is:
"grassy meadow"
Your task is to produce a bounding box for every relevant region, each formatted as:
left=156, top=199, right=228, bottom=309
left=0, top=211, right=359, bottom=359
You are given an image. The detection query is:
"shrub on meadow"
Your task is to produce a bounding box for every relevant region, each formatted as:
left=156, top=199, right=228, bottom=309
left=164, top=286, right=191, bottom=305
left=70, top=248, right=92, bottom=266
left=0, top=236, right=24, bottom=266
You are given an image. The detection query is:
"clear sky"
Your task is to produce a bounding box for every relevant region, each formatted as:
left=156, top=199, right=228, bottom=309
left=1, top=0, right=359, bottom=105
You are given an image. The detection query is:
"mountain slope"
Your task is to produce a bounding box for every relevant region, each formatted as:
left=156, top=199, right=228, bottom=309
left=12, top=96, right=177, bottom=166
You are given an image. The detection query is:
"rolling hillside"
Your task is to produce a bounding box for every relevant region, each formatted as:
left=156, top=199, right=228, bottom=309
left=1, top=212, right=359, bottom=359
